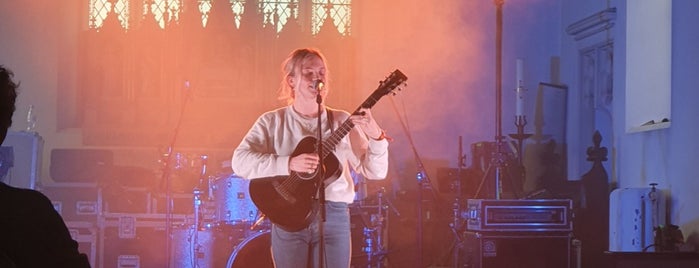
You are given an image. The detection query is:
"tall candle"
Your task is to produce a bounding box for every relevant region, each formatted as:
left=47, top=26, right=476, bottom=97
left=516, top=59, right=523, bottom=87
left=516, top=59, right=524, bottom=116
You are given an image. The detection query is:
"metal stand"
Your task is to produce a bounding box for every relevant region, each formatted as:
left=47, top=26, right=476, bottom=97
left=190, top=188, right=203, bottom=267
left=388, top=92, right=439, bottom=267
left=162, top=81, right=193, bottom=267
left=358, top=188, right=394, bottom=268
left=474, top=0, right=507, bottom=200
left=315, top=86, right=327, bottom=268
left=415, top=162, right=439, bottom=267
left=509, top=115, right=532, bottom=166
left=451, top=137, right=466, bottom=268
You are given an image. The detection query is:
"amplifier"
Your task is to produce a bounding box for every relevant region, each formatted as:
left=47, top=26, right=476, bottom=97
left=464, top=199, right=573, bottom=232
left=461, top=231, right=572, bottom=268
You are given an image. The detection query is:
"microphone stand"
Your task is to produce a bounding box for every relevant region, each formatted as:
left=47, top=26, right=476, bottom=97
left=388, top=97, right=439, bottom=268
left=492, top=0, right=505, bottom=200
left=413, top=148, right=437, bottom=268
left=474, top=0, right=507, bottom=200
left=161, top=80, right=192, bottom=268
left=315, top=82, right=326, bottom=268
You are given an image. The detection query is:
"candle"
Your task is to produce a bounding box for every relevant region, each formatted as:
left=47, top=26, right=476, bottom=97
left=516, top=59, right=524, bottom=116
left=516, top=59, right=523, bottom=88
left=516, top=87, right=525, bottom=116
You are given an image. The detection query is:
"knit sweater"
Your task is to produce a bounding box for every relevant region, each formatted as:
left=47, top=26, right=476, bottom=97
left=231, top=105, right=389, bottom=203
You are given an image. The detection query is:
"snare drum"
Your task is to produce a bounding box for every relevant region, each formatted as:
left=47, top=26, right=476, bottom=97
left=226, top=230, right=274, bottom=268
left=211, top=173, right=258, bottom=225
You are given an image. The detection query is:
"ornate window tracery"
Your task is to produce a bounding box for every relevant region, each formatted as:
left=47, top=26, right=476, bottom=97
left=88, top=0, right=351, bottom=35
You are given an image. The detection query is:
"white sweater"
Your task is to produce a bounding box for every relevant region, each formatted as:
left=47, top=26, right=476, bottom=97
left=231, top=105, right=389, bottom=203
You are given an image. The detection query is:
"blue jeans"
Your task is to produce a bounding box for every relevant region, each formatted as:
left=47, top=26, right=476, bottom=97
left=271, top=201, right=351, bottom=268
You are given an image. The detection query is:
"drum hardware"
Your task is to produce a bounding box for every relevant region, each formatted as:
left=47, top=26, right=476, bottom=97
left=354, top=187, right=395, bottom=268
left=250, top=213, right=267, bottom=231
left=193, top=188, right=202, bottom=228
left=184, top=157, right=209, bottom=267
left=171, top=188, right=208, bottom=268
left=207, top=175, right=215, bottom=201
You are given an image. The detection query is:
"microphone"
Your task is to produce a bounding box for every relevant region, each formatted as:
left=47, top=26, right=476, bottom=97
left=314, top=79, right=325, bottom=91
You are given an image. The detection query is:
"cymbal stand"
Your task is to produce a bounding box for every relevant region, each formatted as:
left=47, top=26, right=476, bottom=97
left=162, top=80, right=193, bottom=267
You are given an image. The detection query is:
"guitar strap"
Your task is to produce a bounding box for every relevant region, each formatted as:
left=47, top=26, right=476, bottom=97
left=326, top=108, right=334, bottom=135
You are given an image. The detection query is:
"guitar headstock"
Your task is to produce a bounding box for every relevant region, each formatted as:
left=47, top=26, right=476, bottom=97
left=359, top=69, right=408, bottom=110
left=377, top=69, right=408, bottom=97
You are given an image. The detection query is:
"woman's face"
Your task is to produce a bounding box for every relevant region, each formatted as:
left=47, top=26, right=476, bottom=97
left=290, top=55, right=327, bottom=102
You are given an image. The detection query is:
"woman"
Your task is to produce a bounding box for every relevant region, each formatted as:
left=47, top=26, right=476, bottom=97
left=231, top=48, right=389, bottom=267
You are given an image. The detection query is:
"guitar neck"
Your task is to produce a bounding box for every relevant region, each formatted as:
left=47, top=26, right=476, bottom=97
left=320, top=91, right=384, bottom=159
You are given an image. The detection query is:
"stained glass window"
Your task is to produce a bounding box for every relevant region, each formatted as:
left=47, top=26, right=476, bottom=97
left=259, top=0, right=297, bottom=33
left=89, top=0, right=130, bottom=29
left=88, top=0, right=351, bottom=35
left=312, top=0, right=351, bottom=35
left=199, top=0, right=246, bottom=28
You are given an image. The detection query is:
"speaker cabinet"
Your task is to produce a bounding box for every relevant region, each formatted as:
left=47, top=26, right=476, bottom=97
left=0, top=131, right=43, bottom=189
left=50, top=148, right=113, bottom=183
left=461, top=231, right=572, bottom=268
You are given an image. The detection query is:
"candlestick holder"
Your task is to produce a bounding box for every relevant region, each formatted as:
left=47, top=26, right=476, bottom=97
left=509, top=115, right=532, bottom=166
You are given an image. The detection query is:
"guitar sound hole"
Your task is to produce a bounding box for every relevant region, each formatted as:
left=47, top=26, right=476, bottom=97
left=297, top=170, right=316, bottom=180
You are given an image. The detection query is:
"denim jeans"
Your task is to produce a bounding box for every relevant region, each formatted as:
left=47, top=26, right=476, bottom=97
left=271, top=201, right=351, bottom=268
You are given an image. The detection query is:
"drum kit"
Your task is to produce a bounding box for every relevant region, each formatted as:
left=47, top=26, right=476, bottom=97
left=163, top=152, right=392, bottom=268
left=166, top=172, right=273, bottom=268
left=159, top=152, right=273, bottom=268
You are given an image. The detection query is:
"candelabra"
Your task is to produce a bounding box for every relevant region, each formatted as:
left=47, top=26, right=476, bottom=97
left=509, top=115, right=532, bottom=166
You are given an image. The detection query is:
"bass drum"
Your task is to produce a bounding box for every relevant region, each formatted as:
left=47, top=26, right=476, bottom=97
left=171, top=224, right=247, bottom=268
left=226, top=230, right=274, bottom=268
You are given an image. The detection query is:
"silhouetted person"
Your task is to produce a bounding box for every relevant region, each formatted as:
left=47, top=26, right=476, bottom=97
left=0, top=65, right=91, bottom=267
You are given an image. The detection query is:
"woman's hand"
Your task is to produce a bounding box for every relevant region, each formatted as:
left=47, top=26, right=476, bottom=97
left=289, top=153, right=320, bottom=174
left=350, top=108, right=383, bottom=140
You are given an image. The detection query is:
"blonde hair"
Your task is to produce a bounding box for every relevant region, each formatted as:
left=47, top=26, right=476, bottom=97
left=277, top=48, right=329, bottom=104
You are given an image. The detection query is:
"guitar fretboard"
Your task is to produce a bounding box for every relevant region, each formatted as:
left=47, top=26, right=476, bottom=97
left=320, top=91, right=384, bottom=158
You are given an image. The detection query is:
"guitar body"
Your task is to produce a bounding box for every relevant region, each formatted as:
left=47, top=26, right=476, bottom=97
left=249, top=136, right=341, bottom=231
